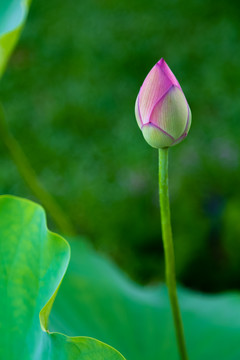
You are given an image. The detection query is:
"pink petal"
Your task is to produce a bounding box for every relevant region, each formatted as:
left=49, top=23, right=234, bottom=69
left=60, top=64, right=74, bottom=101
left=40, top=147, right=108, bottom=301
left=135, top=95, right=142, bottom=128
left=149, top=85, right=188, bottom=139
left=138, top=62, right=173, bottom=125
left=157, top=58, right=182, bottom=90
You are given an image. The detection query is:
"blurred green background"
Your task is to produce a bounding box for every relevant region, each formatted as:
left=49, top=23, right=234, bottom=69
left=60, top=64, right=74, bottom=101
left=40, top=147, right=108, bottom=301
left=1, top=0, right=240, bottom=292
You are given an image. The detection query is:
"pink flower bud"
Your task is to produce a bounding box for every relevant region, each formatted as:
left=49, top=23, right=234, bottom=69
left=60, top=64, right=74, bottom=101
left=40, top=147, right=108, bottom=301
left=135, top=58, right=191, bottom=148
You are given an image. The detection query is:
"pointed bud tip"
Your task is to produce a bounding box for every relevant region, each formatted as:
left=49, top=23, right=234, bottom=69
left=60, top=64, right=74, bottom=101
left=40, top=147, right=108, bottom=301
left=157, top=58, right=165, bottom=65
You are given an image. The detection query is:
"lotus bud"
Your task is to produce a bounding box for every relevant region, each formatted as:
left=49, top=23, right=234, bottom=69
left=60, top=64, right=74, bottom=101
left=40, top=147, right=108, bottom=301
left=135, top=58, right=191, bottom=148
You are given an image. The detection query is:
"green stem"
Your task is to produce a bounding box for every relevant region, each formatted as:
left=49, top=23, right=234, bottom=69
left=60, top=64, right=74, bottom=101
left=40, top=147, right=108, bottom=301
left=0, top=105, right=76, bottom=236
left=158, top=148, right=188, bottom=360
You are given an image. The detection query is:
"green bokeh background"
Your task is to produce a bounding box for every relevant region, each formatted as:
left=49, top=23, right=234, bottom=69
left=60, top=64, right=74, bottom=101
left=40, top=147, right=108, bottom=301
left=1, top=0, right=240, bottom=292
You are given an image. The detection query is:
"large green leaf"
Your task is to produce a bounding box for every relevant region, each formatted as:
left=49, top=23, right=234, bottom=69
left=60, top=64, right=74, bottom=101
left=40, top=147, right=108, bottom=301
left=0, top=195, right=125, bottom=360
left=51, top=239, right=240, bottom=360
left=0, top=0, right=31, bottom=78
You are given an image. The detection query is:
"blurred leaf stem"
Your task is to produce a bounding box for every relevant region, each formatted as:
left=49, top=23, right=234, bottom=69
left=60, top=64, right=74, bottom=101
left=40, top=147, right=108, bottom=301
left=158, top=148, right=188, bottom=360
left=0, top=104, right=76, bottom=236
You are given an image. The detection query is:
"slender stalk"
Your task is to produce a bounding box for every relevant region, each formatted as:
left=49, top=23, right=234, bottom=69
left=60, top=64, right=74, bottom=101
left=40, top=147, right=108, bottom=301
left=0, top=105, right=76, bottom=236
left=158, top=148, right=188, bottom=360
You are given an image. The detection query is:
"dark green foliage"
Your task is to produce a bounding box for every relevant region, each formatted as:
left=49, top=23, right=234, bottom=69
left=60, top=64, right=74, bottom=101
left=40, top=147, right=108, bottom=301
left=1, top=0, right=240, bottom=291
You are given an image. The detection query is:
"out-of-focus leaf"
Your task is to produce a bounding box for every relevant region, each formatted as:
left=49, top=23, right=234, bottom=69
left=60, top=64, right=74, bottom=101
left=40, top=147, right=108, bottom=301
left=0, top=0, right=31, bottom=78
left=0, top=195, right=126, bottom=360
left=51, top=238, right=240, bottom=360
